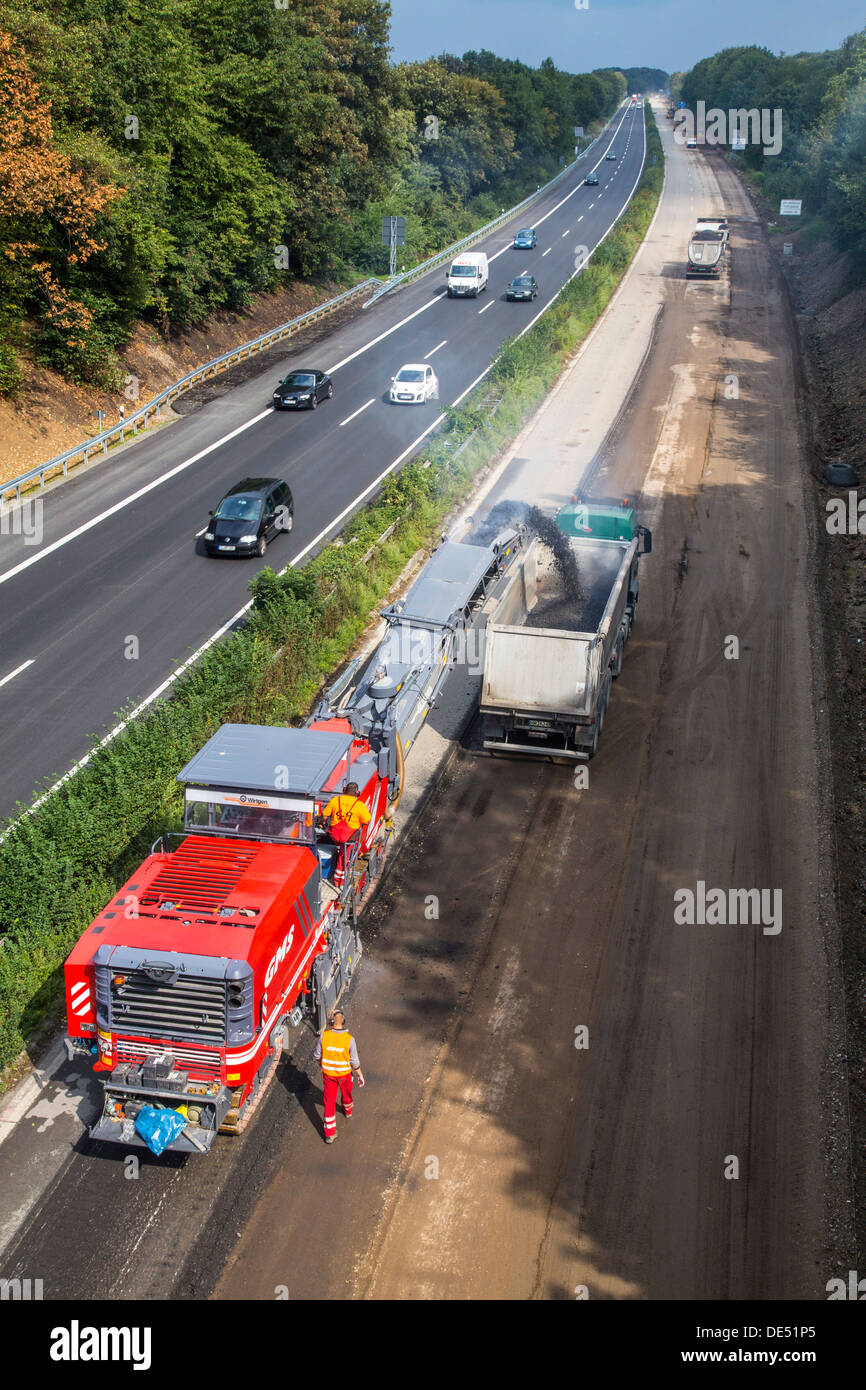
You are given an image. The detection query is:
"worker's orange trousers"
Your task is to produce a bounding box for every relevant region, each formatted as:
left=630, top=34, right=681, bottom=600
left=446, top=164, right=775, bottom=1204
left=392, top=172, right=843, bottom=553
left=322, top=1071, right=353, bottom=1137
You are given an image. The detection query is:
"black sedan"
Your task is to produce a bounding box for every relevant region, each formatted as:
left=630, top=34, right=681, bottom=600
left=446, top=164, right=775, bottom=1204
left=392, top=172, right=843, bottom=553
left=203, top=477, right=294, bottom=558
left=506, top=275, right=538, bottom=302
left=584, top=173, right=599, bottom=186
left=605, top=152, right=617, bottom=160
left=272, top=369, right=333, bottom=409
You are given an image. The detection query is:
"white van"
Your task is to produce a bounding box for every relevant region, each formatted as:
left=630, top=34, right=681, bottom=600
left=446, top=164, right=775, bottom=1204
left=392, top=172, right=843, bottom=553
left=446, top=251, right=489, bottom=297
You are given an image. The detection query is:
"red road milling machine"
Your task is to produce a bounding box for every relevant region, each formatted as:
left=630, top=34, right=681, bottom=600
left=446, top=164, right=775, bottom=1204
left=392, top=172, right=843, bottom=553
left=64, top=527, right=521, bottom=1152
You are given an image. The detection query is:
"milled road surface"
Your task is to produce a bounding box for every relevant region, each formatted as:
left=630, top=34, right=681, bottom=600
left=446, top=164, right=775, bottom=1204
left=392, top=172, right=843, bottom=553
left=0, top=109, right=850, bottom=1300
left=213, top=122, right=848, bottom=1300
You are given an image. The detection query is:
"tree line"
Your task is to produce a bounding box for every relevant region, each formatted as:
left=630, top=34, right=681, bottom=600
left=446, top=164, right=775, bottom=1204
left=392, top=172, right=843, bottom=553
left=0, top=0, right=627, bottom=394
left=680, top=34, right=866, bottom=271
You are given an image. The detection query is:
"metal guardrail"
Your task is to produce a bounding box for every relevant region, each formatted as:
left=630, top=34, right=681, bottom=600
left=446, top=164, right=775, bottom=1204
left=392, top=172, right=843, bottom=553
left=363, top=126, right=610, bottom=307
left=0, top=278, right=382, bottom=505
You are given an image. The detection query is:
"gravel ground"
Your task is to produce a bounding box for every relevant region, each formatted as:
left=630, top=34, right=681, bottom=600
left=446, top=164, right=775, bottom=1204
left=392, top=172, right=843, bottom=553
left=783, top=231, right=866, bottom=1257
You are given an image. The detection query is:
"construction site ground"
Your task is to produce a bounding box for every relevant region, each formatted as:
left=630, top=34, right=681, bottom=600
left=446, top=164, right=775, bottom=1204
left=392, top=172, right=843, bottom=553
left=0, top=109, right=852, bottom=1300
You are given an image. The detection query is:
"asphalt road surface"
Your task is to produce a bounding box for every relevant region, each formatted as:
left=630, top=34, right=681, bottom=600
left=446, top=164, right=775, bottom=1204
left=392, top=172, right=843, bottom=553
left=0, top=108, right=848, bottom=1300
left=0, top=103, right=643, bottom=822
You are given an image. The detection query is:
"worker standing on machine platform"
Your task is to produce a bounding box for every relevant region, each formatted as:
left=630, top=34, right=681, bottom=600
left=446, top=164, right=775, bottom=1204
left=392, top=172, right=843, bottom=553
left=319, top=781, right=371, bottom=873
left=315, top=1010, right=365, bottom=1144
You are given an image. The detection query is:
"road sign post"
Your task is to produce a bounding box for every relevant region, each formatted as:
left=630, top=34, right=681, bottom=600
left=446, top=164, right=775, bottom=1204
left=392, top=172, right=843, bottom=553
left=378, top=215, right=405, bottom=278
left=382, top=216, right=406, bottom=278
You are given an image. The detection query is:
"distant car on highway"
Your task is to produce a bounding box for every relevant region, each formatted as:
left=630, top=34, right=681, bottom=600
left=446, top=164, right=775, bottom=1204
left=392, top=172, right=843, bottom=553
left=506, top=275, right=538, bottom=302
left=390, top=363, right=439, bottom=404
left=584, top=173, right=599, bottom=186
left=272, top=369, right=332, bottom=410
left=204, top=477, right=294, bottom=558
left=512, top=228, right=537, bottom=249
left=605, top=152, right=617, bottom=160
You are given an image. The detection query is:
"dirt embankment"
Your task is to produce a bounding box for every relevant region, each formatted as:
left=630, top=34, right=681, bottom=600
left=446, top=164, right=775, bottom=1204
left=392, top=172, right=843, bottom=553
left=0, top=278, right=347, bottom=486
left=781, top=232, right=866, bottom=1244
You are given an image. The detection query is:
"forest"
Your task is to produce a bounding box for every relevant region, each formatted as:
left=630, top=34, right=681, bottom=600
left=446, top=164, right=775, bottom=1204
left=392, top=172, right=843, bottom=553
left=680, top=33, right=866, bottom=271
left=0, top=0, right=627, bottom=393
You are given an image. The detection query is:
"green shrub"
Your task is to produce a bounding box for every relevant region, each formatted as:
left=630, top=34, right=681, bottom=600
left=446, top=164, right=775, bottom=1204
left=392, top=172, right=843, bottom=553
left=0, top=343, right=23, bottom=396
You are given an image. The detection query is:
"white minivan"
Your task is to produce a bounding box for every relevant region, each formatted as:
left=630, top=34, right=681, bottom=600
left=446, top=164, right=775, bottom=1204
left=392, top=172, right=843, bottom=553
left=446, top=251, right=489, bottom=297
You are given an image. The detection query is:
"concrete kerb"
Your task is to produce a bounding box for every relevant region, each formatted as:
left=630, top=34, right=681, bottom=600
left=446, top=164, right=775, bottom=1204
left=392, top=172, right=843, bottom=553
left=0, top=1037, right=67, bottom=1152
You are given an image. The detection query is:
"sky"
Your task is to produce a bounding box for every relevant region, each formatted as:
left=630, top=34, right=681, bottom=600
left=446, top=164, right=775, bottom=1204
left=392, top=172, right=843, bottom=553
left=387, top=0, right=865, bottom=74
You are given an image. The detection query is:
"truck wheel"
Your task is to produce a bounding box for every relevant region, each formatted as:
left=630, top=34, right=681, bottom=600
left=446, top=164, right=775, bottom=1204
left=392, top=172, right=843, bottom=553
left=611, top=634, right=624, bottom=678
left=585, top=723, right=600, bottom=760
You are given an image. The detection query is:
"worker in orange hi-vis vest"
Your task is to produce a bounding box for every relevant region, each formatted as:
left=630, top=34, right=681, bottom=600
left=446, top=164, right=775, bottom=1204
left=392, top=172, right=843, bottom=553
left=314, top=1010, right=364, bottom=1144
left=319, top=781, right=372, bottom=872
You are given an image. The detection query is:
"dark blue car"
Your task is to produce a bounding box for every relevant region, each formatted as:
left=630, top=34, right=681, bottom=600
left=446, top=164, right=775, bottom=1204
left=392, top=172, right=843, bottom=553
left=512, top=228, right=537, bottom=249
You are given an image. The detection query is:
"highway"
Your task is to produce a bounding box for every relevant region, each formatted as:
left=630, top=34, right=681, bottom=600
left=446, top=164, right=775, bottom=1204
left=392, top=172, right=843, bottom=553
left=0, top=101, right=644, bottom=821
left=0, top=106, right=847, bottom=1300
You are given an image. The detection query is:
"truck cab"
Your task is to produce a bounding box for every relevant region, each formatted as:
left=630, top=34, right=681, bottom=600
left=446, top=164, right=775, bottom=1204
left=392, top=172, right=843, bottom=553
left=64, top=724, right=388, bottom=1152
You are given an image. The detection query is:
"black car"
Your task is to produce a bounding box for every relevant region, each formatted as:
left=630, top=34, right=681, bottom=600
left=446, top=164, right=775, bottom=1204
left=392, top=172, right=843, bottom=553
left=272, top=369, right=332, bottom=409
left=506, top=275, right=538, bottom=302
left=204, top=478, right=294, bottom=557
left=584, top=173, right=599, bottom=186
left=605, top=152, right=617, bottom=160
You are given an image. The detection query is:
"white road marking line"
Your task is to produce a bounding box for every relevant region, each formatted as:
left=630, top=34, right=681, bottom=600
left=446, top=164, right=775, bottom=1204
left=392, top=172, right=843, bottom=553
left=449, top=365, right=494, bottom=410
left=1, top=104, right=644, bottom=828
left=577, top=214, right=584, bottom=222
left=339, top=397, right=376, bottom=427
left=0, top=660, right=34, bottom=690
left=478, top=301, right=496, bottom=314
left=326, top=294, right=441, bottom=374
left=0, top=412, right=447, bottom=835
left=0, top=410, right=273, bottom=588
left=589, top=202, right=595, bottom=208
left=562, top=230, right=570, bottom=237
left=424, top=340, right=447, bottom=359
left=542, top=248, right=552, bottom=257
left=1, top=105, right=636, bottom=592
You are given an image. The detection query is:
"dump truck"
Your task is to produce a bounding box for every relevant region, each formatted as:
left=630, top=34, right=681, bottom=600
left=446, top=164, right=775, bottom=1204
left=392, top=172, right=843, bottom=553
left=696, top=215, right=728, bottom=241
left=687, top=224, right=726, bottom=277
left=479, top=502, right=651, bottom=761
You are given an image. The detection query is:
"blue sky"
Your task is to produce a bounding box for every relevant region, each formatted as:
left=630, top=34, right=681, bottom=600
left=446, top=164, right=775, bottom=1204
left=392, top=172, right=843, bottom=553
left=387, top=0, right=864, bottom=73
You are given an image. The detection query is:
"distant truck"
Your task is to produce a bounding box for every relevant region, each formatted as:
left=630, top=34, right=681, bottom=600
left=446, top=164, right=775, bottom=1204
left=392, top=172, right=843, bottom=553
left=446, top=251, right=489, bottom=298
left=696, top=215, right=728, bottom=242
left=687, top=222, right=726, bottom=277
left=479, top=502, right=651, bottom=761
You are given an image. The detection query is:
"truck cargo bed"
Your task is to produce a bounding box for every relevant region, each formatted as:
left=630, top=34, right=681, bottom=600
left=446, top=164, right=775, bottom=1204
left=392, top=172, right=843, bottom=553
left=523, top=542, right=624, bottom=635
